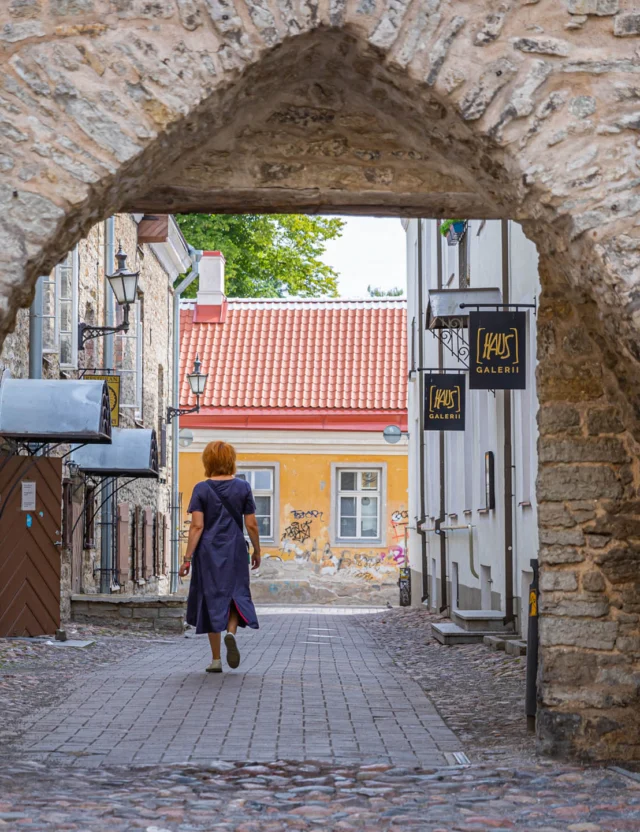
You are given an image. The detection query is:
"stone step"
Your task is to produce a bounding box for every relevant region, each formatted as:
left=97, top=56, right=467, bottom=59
left=504, top=639, right=527, bottom=657
left=432, top=622, right=501, bottom=645
left=451, top=608, right=511, bottom=632
left=483, top=634, right=522, bottom=651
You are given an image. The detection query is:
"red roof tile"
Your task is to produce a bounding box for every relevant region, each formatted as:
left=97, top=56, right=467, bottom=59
left=179, top=299, right=407, bottom=428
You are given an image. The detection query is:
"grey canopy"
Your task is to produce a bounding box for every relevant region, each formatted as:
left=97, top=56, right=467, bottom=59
left=0, top=379, right=112, bottom=443
left=71, top=428, right=159, bottom=478
left=426, top=288, right=502, bottom=329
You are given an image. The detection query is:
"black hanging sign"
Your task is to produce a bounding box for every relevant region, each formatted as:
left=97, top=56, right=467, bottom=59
left=469, top=310, right=527, bottom=390
left=424, top=373, right=466, bottom=431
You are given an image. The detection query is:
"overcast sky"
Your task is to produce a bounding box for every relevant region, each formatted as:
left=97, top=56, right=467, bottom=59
left=320, top=216, right=407, bottom=298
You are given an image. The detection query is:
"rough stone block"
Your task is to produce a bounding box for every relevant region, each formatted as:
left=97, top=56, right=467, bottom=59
left=538, top=466, right=622, bottom=502
left=539, top=528, right=585, bottom=546
left=582, top=570, right=606, bottom=592
left=542, top=649, right=598, bottom=685
left=595, top=546, right=640, bottom=584
left=541, top=596, right=610, bottom=617
left=540, top=545, right=585, bottom=564
left=538, top=403, right=580, bottom=435
left=483, top=635, right=513, bottom=650
left=567, top=0, right=618, bottom=14
left=614, top=12, right=640, bottom=36
left=538, top=437, right=628, bottom=464
left=585, top=533, right=611, bottom=549
left=117, top=608, right=133, bottom=618
left=512, top=36, right=570, bottom=56
left=131, top=607, right=159, bottom=619
left=587, top=407, right=624, bottom=435
left=540, top=617, right=618, bottom=650
left=158, top=608, right=186, bottom=618
left=536, top=710, right=583, bottom=757
left=538, top=503, right=576, bottom=528
left=540, top=570, right=578, bottom=591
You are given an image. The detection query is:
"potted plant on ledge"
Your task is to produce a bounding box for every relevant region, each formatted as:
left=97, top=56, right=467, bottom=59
left=440, top=219, right=467, bottom=246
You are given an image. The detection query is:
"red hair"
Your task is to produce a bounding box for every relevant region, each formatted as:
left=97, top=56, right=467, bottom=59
left=202, top=441, right=236, bottom=476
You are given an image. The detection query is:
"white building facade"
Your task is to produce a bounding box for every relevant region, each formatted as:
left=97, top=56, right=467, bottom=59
left=405, top=218, right=541, bottom=637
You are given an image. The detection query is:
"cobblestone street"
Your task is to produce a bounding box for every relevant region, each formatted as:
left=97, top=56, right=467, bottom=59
left=1, top=607, right=640, bottom=830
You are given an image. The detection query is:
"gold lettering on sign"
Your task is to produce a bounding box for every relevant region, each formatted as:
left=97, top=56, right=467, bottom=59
left=476, top=327, right=519, bottom=366
left=429, top=385, right=461, bottom=415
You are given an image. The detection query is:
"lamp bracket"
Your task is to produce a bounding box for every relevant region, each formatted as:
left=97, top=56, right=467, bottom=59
left=167, top=400, right=200, bottom=421
left=78, top=305, right=130, bottom=350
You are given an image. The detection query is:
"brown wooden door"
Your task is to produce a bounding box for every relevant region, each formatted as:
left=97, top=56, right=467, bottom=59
left=0, top=456, right=62, bottom=637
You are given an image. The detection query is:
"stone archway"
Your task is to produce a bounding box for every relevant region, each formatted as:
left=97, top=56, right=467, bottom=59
left=3, top=0, right=640, bottom=760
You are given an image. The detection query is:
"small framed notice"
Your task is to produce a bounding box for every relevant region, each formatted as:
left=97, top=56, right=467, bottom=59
left=21, top=481, right=36, bottom=511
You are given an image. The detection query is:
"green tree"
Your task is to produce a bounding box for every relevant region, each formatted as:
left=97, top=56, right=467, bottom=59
left=367, top=285, right=404, bottom=297
left=176, top=214, right=345, bottom=298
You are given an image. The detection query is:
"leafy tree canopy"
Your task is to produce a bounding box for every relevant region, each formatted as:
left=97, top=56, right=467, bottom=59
left=176, top=214, right=345, bottom=298
left=367, top=285, right=404, bottom=297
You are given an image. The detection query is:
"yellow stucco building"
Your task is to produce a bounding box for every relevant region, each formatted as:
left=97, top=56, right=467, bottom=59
left=178, top=253, right=408, bottom=605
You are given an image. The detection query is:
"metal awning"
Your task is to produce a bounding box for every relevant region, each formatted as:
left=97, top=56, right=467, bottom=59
left=0, top=379, right=112, bottom=443
left=71, top=428, right=159, bottom=478
left=426, top=288, right=502, bottom=329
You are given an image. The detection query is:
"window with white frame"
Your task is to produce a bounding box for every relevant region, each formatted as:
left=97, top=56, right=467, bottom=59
left=42, top=248, right=79, bottom=368
left=114, top=293, right=144, bottom=422
left=336, top=468, right=382, bottom=542
left=235, top=467, right=276, bottom=540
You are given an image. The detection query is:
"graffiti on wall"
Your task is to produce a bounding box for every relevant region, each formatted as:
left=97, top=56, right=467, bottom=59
left=269, top=506, right=409, bottom=581
left=281, top=520, right=313, bottom=544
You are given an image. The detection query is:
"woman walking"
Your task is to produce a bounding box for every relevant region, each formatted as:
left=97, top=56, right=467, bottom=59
left=179, top=440, right=261, bottom=672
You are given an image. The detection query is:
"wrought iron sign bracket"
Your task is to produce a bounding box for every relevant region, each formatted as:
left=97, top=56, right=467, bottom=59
left=459, top=299, right=537, bottom=316
left=78, top=305, right=130, bottom=350
left=428, top=326, right=470, bottom=368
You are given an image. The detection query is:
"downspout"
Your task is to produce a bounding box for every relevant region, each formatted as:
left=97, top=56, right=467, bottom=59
left=170, top=247, right=203, bottom=594
left=436, top=220, right=448, bottom=613
left=416, top=219, right=429, bottom=602
left=100, top=217, right=115, bottom=594
left=502, top=219, right=515, bottom=626
left=29, top=277, right=44, bottom=379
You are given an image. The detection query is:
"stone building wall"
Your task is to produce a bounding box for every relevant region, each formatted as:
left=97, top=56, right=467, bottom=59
left=0, top=214, right=178, bottom=617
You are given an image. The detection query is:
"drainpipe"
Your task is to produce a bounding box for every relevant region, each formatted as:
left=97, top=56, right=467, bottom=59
left=416, top=219, right=429, bottom=602
left=502, top=219, right=515, bottom=626
left=436, top=220, right=448, bottom=613
left=100, top=217, right=116, bottom=594
left=170, top=247, right=202, bottom=595
left=29, top=277, right=44, bottom=379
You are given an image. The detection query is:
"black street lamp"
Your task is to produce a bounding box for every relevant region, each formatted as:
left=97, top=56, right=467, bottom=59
left=167, top=354, right=208, bottom=420
left=78, top=245, right=140, bottom=349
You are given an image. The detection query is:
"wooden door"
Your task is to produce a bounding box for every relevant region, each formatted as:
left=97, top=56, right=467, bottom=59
left=0, top=456, right=63, bottom=637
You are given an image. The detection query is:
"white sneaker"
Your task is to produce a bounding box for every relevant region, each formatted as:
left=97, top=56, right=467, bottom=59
left=206, top=659, right=222, bottom=673
left=224, top=633, right=240, bottom=669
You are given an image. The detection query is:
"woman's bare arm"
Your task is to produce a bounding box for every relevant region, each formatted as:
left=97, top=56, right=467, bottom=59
left=179, top=511, right=204, bottom=576
left=244, top=513, right=261, bottom=570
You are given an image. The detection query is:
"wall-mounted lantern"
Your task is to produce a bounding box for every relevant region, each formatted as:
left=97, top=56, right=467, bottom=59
left=167, top=354, right=208, bottom=421
left=383, top=425, right=408, bottom=444
left=78, top=246, right=140, bottom=349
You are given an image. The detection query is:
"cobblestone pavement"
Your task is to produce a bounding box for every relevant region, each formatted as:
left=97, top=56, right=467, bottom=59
left=360, top=608, right=532, bottom=764
left=2, top=608, right=640, bottom=830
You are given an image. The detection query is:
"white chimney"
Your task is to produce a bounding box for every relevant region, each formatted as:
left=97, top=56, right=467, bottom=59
left=196, top=251, right=226, bottom=307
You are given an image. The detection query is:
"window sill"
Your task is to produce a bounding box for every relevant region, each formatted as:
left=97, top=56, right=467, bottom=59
left=335, top=539, right=384, bottom=548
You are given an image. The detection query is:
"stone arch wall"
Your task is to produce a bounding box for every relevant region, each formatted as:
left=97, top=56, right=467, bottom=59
left=3, top=0, right=640, bottom=759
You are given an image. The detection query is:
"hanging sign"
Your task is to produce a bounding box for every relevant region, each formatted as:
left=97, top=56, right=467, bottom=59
left=85, top=374, right=120, bottom=426
left=424, top=373, right=466, bottom=431
left=469, top=310, right=527, bottom=390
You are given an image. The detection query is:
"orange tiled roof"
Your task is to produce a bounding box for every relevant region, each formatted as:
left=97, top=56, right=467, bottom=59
left=179, top=298, right=407, bottom=428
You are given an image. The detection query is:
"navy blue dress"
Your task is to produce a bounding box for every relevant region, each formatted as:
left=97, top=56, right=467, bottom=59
left=186, top=478, right=260, bottom=634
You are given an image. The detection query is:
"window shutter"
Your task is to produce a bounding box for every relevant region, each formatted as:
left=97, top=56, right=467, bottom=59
left=143, top=508, right=154, bottom=579
left=116, top=502, right=130, bottom=585
left=133, top=505, right=142, bottom=582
